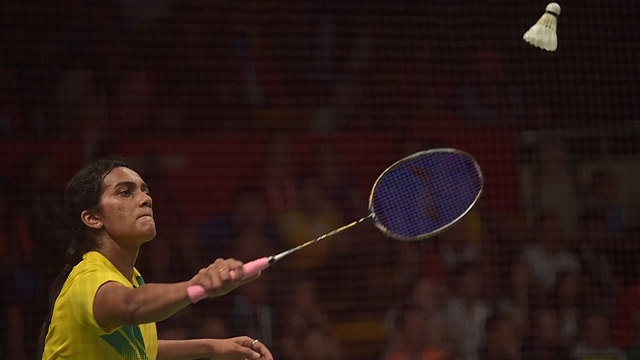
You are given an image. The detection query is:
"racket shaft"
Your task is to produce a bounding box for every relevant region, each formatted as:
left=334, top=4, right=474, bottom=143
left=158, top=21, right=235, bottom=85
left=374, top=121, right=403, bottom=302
left=187, top=257, right=270, bottom=303
left=273, top=217, right=369, bottom=262
left=188, top=217, right=369, bottom=303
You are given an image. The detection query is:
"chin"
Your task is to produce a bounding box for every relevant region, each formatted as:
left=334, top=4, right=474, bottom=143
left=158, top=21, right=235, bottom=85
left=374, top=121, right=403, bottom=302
left=143, top=230, right=157, bottom=243
left=139, top=227, right=157, bottom=243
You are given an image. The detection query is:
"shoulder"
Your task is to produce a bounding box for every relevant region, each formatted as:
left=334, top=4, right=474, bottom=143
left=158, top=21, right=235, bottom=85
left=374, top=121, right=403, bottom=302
left=71, top=252, right=119, bottom=276
left=66, top=252, right=133, bottom=290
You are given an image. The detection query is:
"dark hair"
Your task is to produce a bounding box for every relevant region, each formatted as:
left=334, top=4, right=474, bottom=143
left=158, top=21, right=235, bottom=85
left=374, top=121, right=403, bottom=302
left=38, top=157, right=130, bottom=352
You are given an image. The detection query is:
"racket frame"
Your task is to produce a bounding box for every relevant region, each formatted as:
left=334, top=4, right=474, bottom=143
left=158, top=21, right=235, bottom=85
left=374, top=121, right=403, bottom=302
left=368, top=148, right=484, bottom=242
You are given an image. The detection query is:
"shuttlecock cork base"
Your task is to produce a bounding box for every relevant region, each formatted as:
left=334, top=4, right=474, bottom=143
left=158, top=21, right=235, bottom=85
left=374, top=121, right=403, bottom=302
left=523, top=2, right=561, bottom=51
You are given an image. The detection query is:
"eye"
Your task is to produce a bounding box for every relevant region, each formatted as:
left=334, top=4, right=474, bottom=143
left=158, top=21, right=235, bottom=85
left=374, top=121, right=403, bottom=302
left=119, top=189, right=132, bottom=197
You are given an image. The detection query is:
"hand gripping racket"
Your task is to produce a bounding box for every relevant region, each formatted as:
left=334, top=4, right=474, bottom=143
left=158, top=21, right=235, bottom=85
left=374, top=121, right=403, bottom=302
left=188, top=148, right=484, bottom=302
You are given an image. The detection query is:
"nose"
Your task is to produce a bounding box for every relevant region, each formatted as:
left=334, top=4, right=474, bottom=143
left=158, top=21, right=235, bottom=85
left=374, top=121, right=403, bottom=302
left=140, top=192, right=153, bottom=208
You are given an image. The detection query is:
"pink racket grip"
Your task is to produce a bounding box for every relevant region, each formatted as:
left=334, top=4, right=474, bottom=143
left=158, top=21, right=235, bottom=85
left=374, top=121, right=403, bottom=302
left=187, top=257, right=270, bottom=303
left=187, top=285, right=207, bottom=303
left=230, top=257, right=270, bottom=279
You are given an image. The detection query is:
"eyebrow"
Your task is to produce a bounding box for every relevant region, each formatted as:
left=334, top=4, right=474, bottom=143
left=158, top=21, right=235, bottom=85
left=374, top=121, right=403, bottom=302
left=112, top=181, right=149, bottom=191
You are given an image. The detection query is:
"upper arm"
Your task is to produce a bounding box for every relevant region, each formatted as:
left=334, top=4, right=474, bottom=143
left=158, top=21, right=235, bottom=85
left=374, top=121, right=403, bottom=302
left=93, top=281, right=136, bottom=330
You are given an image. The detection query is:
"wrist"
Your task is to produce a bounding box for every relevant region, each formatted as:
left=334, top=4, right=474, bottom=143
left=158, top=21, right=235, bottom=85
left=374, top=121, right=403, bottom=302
left=206, top=339, right=223, bottom=356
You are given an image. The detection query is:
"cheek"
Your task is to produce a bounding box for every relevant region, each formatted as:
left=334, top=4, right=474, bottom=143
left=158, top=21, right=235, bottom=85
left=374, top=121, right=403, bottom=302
left=113, top=205, right=133, bottom=221
left=103, top=204, right=134, bottom=227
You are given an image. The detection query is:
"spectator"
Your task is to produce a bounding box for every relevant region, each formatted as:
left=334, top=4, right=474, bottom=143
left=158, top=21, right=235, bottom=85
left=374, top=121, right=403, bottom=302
left=586, top=170, right=625, bottom=234
left=231, top=283, right=276, bottom=354
left=612, top=262, right=640, bottom=352
left=577, top=210, right=616, bottom=309
left=385, top=306, right=451, bottom=360
left=285, top=279, right=331, bottom=333
left=199, top=186, right=281, bottom=262
left=457, top=48, right=526, bottom=128
left=554, top=272, right=584, bottom=346
left=229, top=231, right=278, bottom=351
left=0, top=178, right=34, bottom=360
left=112, top=69, right=159, bottom=136
left=312, top=143, right=356, bottom=220
left=571, top=312, right=626, bottom=360
left=0, top=67, right=25, bottom=139
left=281, top=279, right=337, bottom=360
left=518, top=210, right=581, bottom=294
left=276, top=173, right=342, bottom=273
left=55, top=68, right=109, bottom=147
left=196, top=315, right=231, bottom=340
left=480, top=313, right=523, bottom=360
left=522, top=306, right=570, bottom=360
left=496, top=260, right=535, bottom=338
left=385, top=277, right=454, bottom=357
left=226, top=8, right=288, bottom=110
left=422, top=215, right=480, bottom=288
left=535, top=139, right=580, bottom=240
left=442, top=262, right=491, bottom=360
left=24, top=156, right=70, bottom=281
left=299, top=326, right=341, bottom=360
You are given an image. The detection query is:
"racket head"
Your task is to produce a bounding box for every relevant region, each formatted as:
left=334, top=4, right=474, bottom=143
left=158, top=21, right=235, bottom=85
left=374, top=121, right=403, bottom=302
left=368, top=148, right=484, bottom=241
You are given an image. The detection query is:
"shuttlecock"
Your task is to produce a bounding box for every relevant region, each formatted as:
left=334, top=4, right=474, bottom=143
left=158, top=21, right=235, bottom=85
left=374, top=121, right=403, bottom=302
left=523, top=2, right=561, bottom=51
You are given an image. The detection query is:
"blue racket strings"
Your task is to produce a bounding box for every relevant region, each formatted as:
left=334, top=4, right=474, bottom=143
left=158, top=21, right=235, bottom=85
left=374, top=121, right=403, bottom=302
left=370, top=150, right=483, bottom=240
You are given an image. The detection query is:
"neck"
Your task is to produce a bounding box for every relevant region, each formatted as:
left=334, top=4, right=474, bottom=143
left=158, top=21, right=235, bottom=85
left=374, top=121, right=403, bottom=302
left=97, top=238, right=139, bottom=281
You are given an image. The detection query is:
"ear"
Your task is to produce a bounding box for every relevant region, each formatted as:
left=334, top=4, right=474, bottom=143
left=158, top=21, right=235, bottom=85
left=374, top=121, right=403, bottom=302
left=81, top=210, right=103, bottom=230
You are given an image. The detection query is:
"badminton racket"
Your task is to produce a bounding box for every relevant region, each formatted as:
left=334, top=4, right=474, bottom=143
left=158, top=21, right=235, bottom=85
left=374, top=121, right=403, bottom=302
left=188, top=148, right=484, bottom=302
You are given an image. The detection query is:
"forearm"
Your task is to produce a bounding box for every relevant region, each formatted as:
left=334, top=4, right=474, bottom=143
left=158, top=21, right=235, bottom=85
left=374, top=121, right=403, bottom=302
left=158, top=337, right=272, bottom=360
left=157, top=339, right=213, bottom=360
left=121, top=282, right=192, bottom=325
left=95, top=281, right=193, bottom=328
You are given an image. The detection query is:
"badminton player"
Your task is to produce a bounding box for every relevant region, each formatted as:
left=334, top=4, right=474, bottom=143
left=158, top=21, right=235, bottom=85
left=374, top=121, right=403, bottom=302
left=39, top=157, right=273, bottom=360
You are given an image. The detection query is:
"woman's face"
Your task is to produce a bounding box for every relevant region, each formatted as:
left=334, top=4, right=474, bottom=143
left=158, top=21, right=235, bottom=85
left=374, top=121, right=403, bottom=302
left=94, top=167, right=156, bottom=247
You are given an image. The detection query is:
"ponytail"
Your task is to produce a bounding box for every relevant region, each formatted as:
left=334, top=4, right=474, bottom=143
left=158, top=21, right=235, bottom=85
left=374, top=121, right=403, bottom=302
left=37, top=260, right=74, bottom=350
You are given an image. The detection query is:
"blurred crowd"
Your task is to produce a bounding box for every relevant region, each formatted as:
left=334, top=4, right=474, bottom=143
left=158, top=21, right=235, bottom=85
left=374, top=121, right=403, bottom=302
left=1, top=1, right=640, bottom=360
left=3, top=0, right=636, bottom=144
left=2, top=144, right=640, bottom=360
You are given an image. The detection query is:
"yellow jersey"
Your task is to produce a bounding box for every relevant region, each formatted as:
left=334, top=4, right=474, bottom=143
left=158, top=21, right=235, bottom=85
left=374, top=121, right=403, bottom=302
left=42, top=251, right=158, bottom=360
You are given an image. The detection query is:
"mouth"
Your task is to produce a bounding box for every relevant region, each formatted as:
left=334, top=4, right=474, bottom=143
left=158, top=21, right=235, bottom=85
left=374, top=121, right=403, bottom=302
left=138, top=214, right=154, bottom=219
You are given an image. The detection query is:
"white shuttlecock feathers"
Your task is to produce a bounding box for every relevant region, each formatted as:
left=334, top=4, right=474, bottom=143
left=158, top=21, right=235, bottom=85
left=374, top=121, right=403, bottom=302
left=523, top=2, right=561, bottom=51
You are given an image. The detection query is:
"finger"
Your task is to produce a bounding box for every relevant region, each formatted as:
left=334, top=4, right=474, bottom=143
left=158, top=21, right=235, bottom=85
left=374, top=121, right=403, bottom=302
left=194, top=267, right=215, bottom=294
left=207, top=263, right=224, bottom=281
left=254, top=344, right=273, bottom=360
left=212, top=258, right=227, bottom=270
left=233, top=343, right=261, bottom=359
left=225, top=258, right=244, bottom=280
left=248, top=339, right=273, bottom=360
left=204, top=264, right=223, bottom=297
left=218, top=265, right=231, bottom=282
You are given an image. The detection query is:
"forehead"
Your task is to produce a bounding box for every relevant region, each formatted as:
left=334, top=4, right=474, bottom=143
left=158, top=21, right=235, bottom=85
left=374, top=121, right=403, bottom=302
left=102, top=167, right=145, bottom=188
